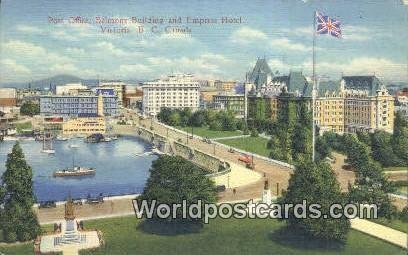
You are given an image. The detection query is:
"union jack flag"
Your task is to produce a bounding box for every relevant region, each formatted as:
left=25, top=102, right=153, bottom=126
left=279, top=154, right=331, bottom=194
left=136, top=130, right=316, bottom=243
left=316, top=11, right=342, bottom=38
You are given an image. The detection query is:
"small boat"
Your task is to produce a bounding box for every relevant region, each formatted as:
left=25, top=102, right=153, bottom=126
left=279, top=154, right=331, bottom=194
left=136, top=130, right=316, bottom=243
left=56, top=136, right=69, bottom=141
left=102, top=137, right=112, bottom=142
left=86, top=133, right=104, bottom=143
left=135, top=151, right=153, bottom=157
left=42, top=149, right=55, bottom=154
left=152, top=148, right=165, bottom=155
left=53, top=166, right=96, bottom=177
left=54, top=148, right=95, bottom=177
left=69, top=144, right=79, bottom=148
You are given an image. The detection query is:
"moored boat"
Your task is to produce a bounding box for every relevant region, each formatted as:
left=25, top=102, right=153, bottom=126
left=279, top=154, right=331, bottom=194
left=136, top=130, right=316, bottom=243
left=53, top=166, right=96, bottom=177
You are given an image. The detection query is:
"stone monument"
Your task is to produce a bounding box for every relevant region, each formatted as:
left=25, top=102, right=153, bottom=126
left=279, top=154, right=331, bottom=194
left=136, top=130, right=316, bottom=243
left=262, top=180, right=272, bottom=205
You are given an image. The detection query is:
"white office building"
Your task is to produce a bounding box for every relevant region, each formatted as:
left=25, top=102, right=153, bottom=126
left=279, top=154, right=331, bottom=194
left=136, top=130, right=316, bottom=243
left=142, top=74, right=200, bottom=116
left=56, top=83, right=88, bottom=95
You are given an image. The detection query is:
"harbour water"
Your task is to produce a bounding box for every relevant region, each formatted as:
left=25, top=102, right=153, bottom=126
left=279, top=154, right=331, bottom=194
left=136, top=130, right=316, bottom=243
left=0, top=136, right=157, bottom=202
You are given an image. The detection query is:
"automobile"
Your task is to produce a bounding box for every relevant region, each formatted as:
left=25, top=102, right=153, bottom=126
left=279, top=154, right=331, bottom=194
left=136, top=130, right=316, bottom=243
left=215, top=185, right=226, bottom=192
left=73, top=199, right=83, bottom=205
left=39, top=201, right=57, bottom=209
left=238, top=155, right=251, bottom=164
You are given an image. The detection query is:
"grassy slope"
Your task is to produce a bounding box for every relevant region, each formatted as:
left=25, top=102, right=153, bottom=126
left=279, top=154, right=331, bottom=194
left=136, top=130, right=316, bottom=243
left=179, top=126, right=243, bottom=139
left=79, top=216, right=405, bottom=255
left=220, top=136, right=270, bottom=157
left=371, top=218, right=408, bottom=233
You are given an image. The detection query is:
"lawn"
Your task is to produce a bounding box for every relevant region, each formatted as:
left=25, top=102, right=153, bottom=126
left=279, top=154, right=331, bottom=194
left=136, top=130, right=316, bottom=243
left=371, top=218, right=408, bottom=233
left=76, top=216, right=406, bottom=255
left=0, top=242, right=33, bottom=255
left=396, top=186, right=407, bottom=194
left=1, top=216, right=405, bottom=255
left=220, top=136, right=270, bottom=157
left=179, top=126, right=243, bottom=139
left=14, top=121, right=33, bottom=133
left=384, top=167, right=408, bottom=172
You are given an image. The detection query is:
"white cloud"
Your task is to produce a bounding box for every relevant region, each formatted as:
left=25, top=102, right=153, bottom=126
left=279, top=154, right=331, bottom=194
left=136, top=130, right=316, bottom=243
left=301, top=57, right=407, bottom=81
left=49, top=63, right=78, bottom=73
left=268, top=59, right=290, bottom=73
left=341, top=26, right=372, bottom=41
left=66, top=47, right=86, bottom=56
left=16, top=25, right=42, bottom=34
left=51, top=30, right=78, bottom=41
left=0, top=59, right=32, bottom=83
left=270, top=38, right=311, bottom=52
left=2, top=40, right=72, bottom=63
left=230, top=26, right=268, bottom=44
left=139, top=53, right=233, bottom=79
left=95, top=41, right=127, bottom=56
left=119, top=64, right=152, bottom=77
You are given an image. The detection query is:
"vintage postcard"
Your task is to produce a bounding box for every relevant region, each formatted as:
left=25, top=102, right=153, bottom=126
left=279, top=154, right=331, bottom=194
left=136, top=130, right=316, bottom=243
left=0, top=0, right=407, bottom=254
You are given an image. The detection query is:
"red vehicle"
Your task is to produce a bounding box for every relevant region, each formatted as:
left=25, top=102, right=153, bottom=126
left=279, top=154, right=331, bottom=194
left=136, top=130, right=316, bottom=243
left=238, top=155, right=251, bottom=164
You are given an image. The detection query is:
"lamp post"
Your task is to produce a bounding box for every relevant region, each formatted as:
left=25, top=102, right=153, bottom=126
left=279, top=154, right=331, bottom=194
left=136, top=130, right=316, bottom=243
left=191, top=126, right=194, bottom=139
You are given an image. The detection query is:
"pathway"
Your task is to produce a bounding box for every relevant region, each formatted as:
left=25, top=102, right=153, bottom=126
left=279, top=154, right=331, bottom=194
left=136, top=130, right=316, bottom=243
left=350, top=218, right=407, bottom=248
left=211, top=135, right=250, bottom=141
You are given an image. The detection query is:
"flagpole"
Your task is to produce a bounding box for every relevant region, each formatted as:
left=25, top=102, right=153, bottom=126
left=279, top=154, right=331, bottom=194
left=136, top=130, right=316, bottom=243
left=312, top=11, right=316, bottom=162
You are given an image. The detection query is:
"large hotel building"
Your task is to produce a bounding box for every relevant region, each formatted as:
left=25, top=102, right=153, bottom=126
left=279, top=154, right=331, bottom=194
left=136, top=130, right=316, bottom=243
left=142, top=74, right=200, bottom=116
left=247, top=58, right=395, bottom=134
left=40, top=92, right=118, bottom=117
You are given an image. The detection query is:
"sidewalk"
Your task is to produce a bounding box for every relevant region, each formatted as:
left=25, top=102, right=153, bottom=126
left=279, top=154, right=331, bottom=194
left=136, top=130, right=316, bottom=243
left=350, top=218, right=407, bottom=248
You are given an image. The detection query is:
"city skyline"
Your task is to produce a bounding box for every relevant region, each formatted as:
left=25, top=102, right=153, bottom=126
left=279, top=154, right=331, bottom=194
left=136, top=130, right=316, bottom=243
left=0, top=0, right=407, bottom=84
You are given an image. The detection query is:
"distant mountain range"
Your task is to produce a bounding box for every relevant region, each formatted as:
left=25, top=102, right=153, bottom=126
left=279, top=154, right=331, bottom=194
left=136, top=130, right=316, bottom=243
left=0, top=75, right=144, bottom=89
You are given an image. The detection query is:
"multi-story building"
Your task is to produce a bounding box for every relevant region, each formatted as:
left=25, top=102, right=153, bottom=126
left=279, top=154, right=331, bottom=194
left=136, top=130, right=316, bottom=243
left=246, top=58, right=395, bottom=134
left=142, top=74, right=200, bottom=116
left=98, top=81, right=126, bottom=107
left=123, top=86, right=143, bottom=109
left=17, top=88, right=43, bottom=105
left=214, top=80, right=237, bottom=92
left=342, top=76, right=394, bottom=133
left=200, top=86, right=223, bottom=108
left=62, top=117, right=106, bottom=135
left=212, top=93, right=245, bottom=118
left=40, top=92, right=118, bottom=117
left=315, top=82, right=345, bottom=134
left=0, top=88, right=18, bottom=113
left=56, top=83, right=88, bottom=95
left=395, top=88, right=408, bottom=120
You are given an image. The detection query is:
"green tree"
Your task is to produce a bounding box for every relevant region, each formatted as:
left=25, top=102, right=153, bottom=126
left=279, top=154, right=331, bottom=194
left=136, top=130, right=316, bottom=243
left=268, top=134, right=285, bottom=161
left=189, top=110, right=206, bottom=127
left=138, top=156, right=216, bottom=225
left=168, top=112, right=181, bottom=126
left=157, top=107, right=173, bottom=124
left=0, top=142, right=40, bottom=242
left=370, top=131, right=398, bottom=167
left=315, top=136, right=331, bottom=162
left=19, top=101, right=40, bottom=116
left=281, top=158, right=350, bottom=242
left=392, top=112, right=408, bottom=164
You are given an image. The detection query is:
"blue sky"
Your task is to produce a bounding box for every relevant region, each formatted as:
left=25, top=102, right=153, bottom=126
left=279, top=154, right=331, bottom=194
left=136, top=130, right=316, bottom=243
left=0, top=0, right=407, bottom=83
